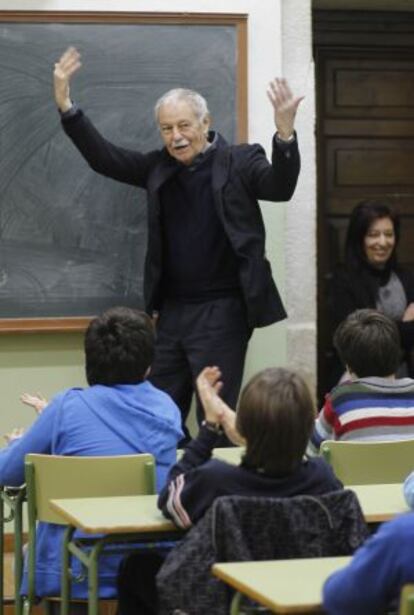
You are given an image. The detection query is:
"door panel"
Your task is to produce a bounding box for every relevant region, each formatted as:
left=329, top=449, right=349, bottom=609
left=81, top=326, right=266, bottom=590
left=314, top=10, right=414, bottom=401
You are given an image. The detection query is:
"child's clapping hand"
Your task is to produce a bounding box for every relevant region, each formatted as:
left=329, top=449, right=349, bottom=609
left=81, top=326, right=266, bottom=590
left=4, top=427, right=25, bottom=444
left=20, top=392, right=48, bottom=415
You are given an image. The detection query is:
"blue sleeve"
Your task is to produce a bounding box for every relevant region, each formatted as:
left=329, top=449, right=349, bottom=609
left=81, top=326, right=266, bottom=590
left=323, top=515, right=414, bottom=614
left=404, top=471, right=414, bottom=508
left=0, top=393, right=65, bottom=486
left=154, top=439, right=180, bottom=493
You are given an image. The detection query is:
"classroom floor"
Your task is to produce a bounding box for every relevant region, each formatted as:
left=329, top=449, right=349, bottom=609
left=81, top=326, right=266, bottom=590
left=3, top=553, right=117, bottom=615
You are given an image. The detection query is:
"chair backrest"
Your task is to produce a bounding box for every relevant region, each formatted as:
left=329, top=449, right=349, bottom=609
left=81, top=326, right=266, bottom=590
left=25, top=453, right=156, bottom=524
left=211, top=490, right=368, bottom=561
left=400, top=584, right=414, bottom=615
left=320, top=439, right=414, bottom=485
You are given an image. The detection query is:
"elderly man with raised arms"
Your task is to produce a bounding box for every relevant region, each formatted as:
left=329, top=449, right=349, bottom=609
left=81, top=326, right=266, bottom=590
left=54, top=47, right=303, bottom=443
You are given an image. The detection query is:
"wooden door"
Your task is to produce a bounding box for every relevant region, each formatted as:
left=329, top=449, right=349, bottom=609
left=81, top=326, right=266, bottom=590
left=314, top=10, right=414, bottom=401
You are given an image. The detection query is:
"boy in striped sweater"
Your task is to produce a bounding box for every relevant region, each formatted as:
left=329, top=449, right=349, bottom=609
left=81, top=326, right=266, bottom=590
left=308, top=309, right=414, bottom=455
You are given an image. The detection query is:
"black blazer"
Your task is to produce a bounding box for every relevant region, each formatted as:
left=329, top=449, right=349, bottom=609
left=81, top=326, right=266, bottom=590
left=62, top=111, right=301, bottom=328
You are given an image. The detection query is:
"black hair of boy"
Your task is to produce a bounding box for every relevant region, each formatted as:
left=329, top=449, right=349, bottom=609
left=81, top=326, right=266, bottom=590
left=235, top=367, right=315, bottom=477
left=333, top=308, right=401, bottom=378
left=85, top=307, right=155, bottom=386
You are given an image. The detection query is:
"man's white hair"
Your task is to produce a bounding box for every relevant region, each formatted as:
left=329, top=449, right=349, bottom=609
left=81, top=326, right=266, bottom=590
left=154, top=88, right=210, bottom=123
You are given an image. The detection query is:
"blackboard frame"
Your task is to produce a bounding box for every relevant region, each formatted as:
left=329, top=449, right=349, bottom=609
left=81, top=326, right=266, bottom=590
left=0, top=10, right=247, bottom=333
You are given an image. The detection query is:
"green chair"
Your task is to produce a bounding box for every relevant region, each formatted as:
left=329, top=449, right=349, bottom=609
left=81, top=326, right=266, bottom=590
left=24, top=453, right=156, bottom=615
left=400, top=584, right=414, bottom=615
left=320, top=439, right=414, bottom=485
left=0, top=485, right=26, bottom=615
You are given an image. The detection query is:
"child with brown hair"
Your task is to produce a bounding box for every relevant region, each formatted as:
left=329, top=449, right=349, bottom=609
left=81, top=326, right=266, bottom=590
left=117, top=365, right=343, bottom=615
left=159, top=365, right=342, bottom=527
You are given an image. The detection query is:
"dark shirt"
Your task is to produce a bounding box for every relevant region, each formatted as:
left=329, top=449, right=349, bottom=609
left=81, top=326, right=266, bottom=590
left=159, top=148, right=240, bottom=302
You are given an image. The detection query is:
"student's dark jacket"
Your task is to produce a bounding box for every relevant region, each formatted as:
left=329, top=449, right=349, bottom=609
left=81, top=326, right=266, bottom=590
left=157, top=426, right=342, bottom=528
left=62, top=110, right=300, bottom=328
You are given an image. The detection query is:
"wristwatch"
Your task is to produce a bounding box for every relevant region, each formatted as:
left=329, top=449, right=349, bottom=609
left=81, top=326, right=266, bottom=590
left=201, top=420, right=223, bottom=435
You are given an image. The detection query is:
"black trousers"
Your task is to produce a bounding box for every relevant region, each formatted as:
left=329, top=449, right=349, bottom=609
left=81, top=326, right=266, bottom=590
left=149, top=296, right=252, bottom=444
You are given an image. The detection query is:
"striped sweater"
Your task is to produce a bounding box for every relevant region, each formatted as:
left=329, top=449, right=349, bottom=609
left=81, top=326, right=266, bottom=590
left=308, top=377, right=414, bottom=455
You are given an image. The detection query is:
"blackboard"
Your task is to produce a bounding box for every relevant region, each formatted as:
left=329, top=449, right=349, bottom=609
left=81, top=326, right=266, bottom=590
left=0, top=12, right=247, bottom=330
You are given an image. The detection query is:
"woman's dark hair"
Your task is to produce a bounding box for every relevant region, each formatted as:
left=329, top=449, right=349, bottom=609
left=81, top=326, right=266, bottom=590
left=333, top=308, right=401, bottom=378
left=345, top=200, right=400, bottom=270
left=84, top=307, right=154, bottom=386
left=235, top=368, right=315, bottom=477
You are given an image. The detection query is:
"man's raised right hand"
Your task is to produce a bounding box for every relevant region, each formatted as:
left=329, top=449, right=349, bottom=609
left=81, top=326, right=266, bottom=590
left=54, top=46, right=82, bottom=112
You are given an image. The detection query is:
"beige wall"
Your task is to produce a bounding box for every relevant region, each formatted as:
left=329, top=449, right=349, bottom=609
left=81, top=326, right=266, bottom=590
left=0, top=333, right=85, bottom=440
left=281, top=0, right=316, bottom=389
left=0, top=0, right=316, bottom=439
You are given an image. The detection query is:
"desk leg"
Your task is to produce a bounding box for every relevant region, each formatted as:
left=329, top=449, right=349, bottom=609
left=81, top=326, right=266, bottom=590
left=88, top=542, right=104, bottom=615
left=230, top=591, right=242, bottom=615
left=60, top=526, right=75, bottom=615
left=13, top=491, right=25, bottom=615
left=407, top=594, right=414, bottom=615
left=0, top=490, right=4, bottom=615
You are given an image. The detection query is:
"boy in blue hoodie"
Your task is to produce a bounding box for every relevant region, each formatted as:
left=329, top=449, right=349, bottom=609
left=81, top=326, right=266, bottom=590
left=323, top=512, right=414, bottom=614
left=0, top=306, right=182, bottom=603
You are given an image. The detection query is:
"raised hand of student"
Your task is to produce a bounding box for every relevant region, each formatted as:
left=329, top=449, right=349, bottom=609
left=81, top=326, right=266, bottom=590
left=220, top=407, right=246, bottom=447
left=20, top=392, right=48, bottom=415
left=54, top=46, right=82, bottom=112
left=196, top=366, right=225, bottom=423
left=4, top=427, right=25, bottom=445
left=196, top=367, right=245, bottom=446
left=267, top=78, right=304, bottom=140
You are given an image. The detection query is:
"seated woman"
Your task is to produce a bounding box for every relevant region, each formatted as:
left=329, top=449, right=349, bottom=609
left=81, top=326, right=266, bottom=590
left=0, top=307, right=182, bottom=604
left=329, top=200, right=414, bottom=386
left=118, top=365, right=342, bottom=614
